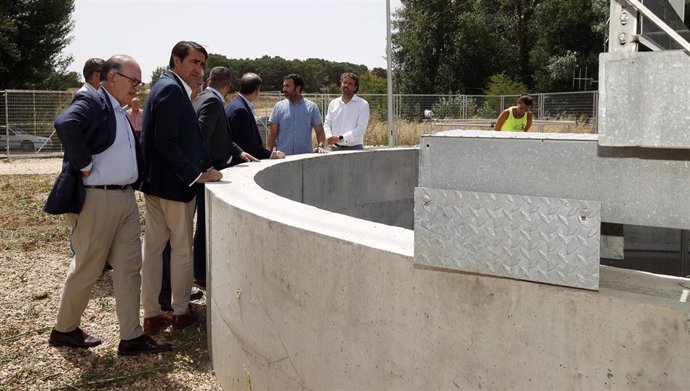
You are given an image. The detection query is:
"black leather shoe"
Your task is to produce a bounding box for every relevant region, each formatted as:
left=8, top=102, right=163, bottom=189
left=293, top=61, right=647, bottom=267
left=190, top=288, right=204, bottom=301
left=117, top=334, right=172, bottom=356
left=49, top=327, right=102, bottom=349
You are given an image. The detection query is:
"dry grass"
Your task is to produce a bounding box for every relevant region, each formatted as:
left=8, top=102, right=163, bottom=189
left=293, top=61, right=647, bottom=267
left=0, top=174, right=221, bottom=391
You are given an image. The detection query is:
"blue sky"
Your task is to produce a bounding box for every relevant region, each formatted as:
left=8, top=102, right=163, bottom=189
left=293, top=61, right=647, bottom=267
left=63, top=0, right=403, bottom=82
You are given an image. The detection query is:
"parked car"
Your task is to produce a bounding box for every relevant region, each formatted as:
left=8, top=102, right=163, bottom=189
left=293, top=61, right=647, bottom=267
left=0, top=125, right=54, bottom=152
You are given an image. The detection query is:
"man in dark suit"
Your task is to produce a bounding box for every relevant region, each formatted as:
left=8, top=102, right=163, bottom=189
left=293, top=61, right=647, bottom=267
left=226, top=72, right=285, bottom=160
left=140, top=41, right=222, bottom=334
left=46, top=54, right=171, bottom=356
left=191, top=66, right=257, bottom=288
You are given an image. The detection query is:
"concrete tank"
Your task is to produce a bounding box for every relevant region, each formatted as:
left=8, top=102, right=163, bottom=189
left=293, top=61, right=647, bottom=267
left=206, top=148, right=690, bottom=390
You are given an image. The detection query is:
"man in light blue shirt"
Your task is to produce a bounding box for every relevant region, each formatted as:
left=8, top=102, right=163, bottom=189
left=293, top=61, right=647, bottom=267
left=267, top=74, right=327, bottom=155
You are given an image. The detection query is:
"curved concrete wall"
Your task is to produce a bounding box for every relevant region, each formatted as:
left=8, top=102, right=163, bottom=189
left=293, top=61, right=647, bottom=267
left=207, top=148, right=690, bottom=390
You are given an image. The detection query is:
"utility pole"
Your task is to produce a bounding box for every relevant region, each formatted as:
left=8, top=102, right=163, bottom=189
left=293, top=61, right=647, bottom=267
left=386, top=0, right=394, bottom=147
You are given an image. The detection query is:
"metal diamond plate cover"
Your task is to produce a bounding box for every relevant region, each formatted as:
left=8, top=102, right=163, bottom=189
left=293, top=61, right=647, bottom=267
left=414, top=188, right=601, bottom=290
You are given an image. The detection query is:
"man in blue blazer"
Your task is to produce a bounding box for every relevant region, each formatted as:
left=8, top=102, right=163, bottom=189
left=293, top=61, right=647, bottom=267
left=46, top=55, right=171, bottom=356
left=140, top=41, right=222, bottom=334
left=226, top=72, right=285, bottom=161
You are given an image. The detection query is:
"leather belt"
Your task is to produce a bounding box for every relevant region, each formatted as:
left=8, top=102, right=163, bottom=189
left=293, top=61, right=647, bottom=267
left=84, top=184, right=131, bottom=190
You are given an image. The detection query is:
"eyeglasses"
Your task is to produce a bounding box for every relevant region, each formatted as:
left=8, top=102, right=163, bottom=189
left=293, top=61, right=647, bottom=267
left=116, top=72, right=144, bottom=88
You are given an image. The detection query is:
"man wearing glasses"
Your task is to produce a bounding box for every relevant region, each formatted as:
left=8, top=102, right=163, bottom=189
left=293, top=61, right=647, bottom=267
left=46, top=55, right=171, bottom=356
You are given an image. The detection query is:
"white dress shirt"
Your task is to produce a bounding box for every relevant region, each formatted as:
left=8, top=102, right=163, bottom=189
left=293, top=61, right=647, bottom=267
left=323, top=94, right=370, bottom=146
left=82, top=89, right=138, bottom=186
left=78, top=82, right=98, bottom=93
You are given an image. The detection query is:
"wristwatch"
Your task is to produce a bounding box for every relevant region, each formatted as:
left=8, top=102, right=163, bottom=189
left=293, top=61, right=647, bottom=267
left=338, top=135, right=344, bottom=141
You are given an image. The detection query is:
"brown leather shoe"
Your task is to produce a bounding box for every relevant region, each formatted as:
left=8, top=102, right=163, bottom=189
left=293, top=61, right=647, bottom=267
left=172, top=311, right=198, bottom=330
left=49, top=327, right=101, bottom=349
left=143, top=315, right=172, bottom=335
left=117, top=334, right=172, bottom=356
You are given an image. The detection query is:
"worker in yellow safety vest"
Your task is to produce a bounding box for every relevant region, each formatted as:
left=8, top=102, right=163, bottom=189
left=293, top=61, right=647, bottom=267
left=495, top=95, right=533, bottom=132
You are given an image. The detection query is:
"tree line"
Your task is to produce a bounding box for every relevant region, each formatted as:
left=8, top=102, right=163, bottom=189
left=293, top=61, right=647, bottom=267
left=150, top=54, right=388, bottom=94
left=391, top=0, right=615, bottom=94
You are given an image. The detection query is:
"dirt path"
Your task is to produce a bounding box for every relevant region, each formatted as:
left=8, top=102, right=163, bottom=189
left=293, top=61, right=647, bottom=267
left=0, top=157, right=62, bottom=175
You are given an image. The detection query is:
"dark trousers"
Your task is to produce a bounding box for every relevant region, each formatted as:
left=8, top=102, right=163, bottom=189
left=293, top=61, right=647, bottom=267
left=192, top=184, right=206, bottom=287
left=158, top=241, right=172, bottom=310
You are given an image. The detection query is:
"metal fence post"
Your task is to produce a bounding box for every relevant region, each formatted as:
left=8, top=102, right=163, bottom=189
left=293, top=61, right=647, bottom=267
left=4, top=91, right=8, bottom=158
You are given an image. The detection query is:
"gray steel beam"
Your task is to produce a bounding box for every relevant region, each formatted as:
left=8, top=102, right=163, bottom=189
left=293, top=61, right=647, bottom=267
left=599, top=50, right=690, bottom=149
left=609, top=0, right=638, bottom=53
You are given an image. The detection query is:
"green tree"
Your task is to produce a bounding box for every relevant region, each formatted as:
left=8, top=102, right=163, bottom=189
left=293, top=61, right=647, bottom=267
left=475, top=0, right=543, bottom=88
left=359, top=72, right=386, bottom=94
left=484, top=73, right=527, bottom=95
left=149, top=66, right=167, bottom=87
left=529, top=0, right=607, bottom=91
left=392, top=0, right=507, bottom=94
left=392, top=0, right=608, bottom=93
left=0, top=0, right=77, bottom=90
left=392, top=0, right=466, bottom=93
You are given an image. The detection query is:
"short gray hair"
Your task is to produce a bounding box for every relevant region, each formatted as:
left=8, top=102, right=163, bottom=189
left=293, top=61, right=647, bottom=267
left=207, top=66, right=232, bottom=89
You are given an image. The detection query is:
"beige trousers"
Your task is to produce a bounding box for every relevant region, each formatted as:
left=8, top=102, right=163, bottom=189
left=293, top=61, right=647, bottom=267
left=55, top=187, right=143, bottom=340
left=141, top=194, right=196, bottom=317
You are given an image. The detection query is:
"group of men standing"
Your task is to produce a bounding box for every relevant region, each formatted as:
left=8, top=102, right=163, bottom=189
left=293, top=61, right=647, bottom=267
left=44, top=40, right=370, bottom=356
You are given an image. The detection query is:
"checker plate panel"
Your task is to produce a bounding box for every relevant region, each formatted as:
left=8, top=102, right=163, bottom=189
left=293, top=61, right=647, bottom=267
left=414, top=188, right=601, bottom=290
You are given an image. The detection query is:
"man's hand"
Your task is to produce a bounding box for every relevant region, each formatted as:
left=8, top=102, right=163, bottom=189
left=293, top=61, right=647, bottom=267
left=197, top=168, right=222, bottom=183
left=313, top=146, right=328, bottom=154
left=270, top=150, right=285, bottom=159
left=81, top=169, right=91, bottom=178
left=327, top=136, right=340, bottom=145
left=239, top=152, right=259, bottom=162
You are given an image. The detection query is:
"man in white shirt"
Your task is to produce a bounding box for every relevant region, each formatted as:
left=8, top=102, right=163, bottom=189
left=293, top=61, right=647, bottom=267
left=324, top=72, right=370, bottom=151
left=77, top=58, right=104, bottom=93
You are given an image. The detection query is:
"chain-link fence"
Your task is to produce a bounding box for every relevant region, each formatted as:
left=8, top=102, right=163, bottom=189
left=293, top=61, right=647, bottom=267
left=1, top=89, right=598, bottom=158
left=1, top=90, right=74, bottom=158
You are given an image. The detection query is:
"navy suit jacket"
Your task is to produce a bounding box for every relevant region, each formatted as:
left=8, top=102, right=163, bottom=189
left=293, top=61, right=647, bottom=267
left=226, top=96, right=272, bottom=160
left=44, top=87, right=143, bottom=214
left=140, top=71, right=211, bottom=203
left=193, top=89, right=243, bottom=170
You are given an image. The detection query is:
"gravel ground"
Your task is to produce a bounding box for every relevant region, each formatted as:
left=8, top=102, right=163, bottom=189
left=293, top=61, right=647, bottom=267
left=0, top=158, right=223, bottom=390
